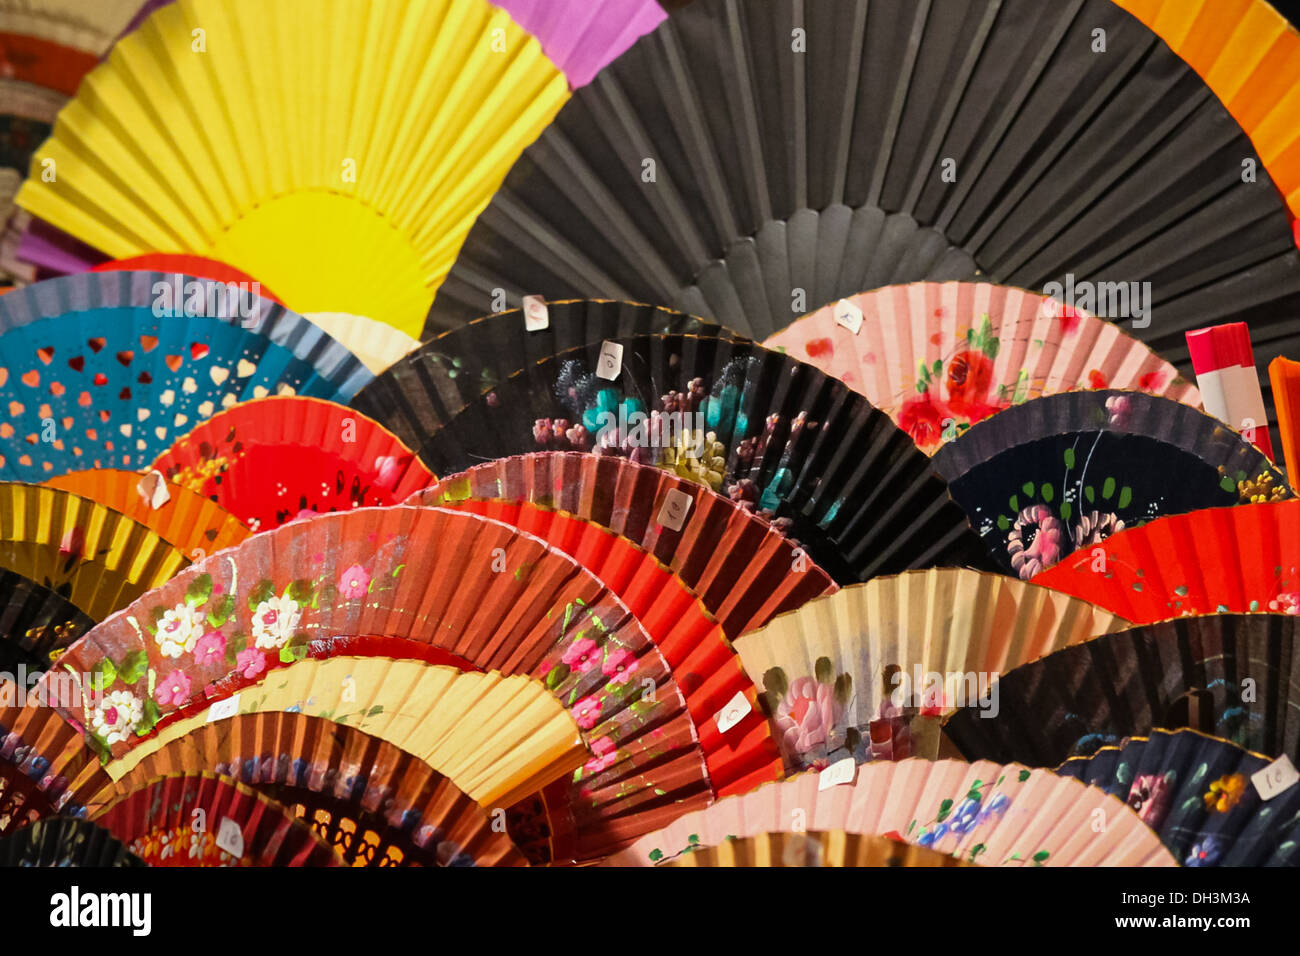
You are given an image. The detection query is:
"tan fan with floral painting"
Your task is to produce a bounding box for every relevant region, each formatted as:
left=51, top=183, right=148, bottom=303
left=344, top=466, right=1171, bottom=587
left=664, top=830, right=976, bottom=867
left=732, top=568, right=1128, bottom=773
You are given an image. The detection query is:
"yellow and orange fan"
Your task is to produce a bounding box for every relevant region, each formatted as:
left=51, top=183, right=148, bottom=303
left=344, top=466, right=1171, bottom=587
left=663, top=831, right=976, bottom=868
left=102, top=658, right=588, bottom=813
left=608, top=759, right=1177, bottom=867
left=417, top=451, right=837, bottom=638
left=95, top=771, right=342, bottom=866
left=0, top=482, right=187, bottom=619
left=732, top=569, right=1128, bottom=773
left=14, top=0, right=571, bottom=336
left=0, top=566, right=92, bottom=670
left=104, top=711, right=529, bottom=866
left=44, top=469, right=250, bottom=560
left=42, top=505, right=725, bottom=862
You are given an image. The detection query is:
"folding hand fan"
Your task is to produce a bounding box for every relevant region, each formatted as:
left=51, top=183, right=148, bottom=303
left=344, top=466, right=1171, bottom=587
left=152, top=397, right=435, bottom=532
left=0, top=79, right=59, bottom=282
left=13, top=0, right=572, bottom=336
left=0, top=566, right=92, bottom=670
left=609, top=758, right=1176, bottom=866
left=107, top=712, right=528, bottom=866
left=44, top=469, right=250, bottom=560
left=427, top=0, right=1300, bottom=429
left=91, top=254, right=279, bottom=301
left=0, top=816, right=143, bottom=866
left=1031, top=499, right=1300, bottom=623
left=99, top=659, right=588, bottom=811
left=1113, top=0, right=1300, bottom=218
left=1055, top=727, right=1300, bottom=866
left=0, top=271, right=372, bottom=481
left=931, top=390, right=1290, bottom=579
left=95, top=771, right=341, bottom=866
left=409, top=333, right=993, bottom=584
left=945, top=613, right=1300, bottom=768
left=300, top=313, right=419, bottom=375
left=732, top=568, right=1128, bottom=774
left=0, top=1, right=147, bottom=57
left=417, top=452, right=837, bottom=638
left=662, top=830, right=976, bottom=867
left=0, top=483, right=187, bottom=619
left=763, top=282, right=1201, bottom=454
left=352, top=299, right=728, bottom=452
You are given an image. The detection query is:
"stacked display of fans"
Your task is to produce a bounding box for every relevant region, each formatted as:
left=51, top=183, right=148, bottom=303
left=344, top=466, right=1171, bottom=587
left=2, top=0, right=1300, bottom=868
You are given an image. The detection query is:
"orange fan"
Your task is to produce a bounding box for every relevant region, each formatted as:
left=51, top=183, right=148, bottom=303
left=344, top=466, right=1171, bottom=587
left=105, top=711, right=528, bottom=866
left=417, top=451, right=837, bottom=638
left=44, top=468, right=251, bottom=560
left=153, top=397, right=436, bottom=532
left=1032, top=499, right=1300, bottom=623
left=94, top=771, right=341, bottom=866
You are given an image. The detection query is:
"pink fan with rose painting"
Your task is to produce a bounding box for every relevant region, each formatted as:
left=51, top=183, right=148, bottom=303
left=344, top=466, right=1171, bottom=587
left=763, top=282, right=1201, bottom=454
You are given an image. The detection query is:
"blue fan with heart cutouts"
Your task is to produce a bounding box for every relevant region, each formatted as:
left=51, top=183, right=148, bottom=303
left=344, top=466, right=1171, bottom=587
left=0, top=271, right=371, bottom=481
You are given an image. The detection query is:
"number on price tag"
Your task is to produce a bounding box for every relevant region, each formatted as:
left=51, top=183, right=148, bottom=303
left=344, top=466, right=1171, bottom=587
left=136, top=470, right=171, bottom=510
left=1252, top=755, right=1300, bottom=801
left=522, top=295, right=549, bottom=332
left=206, top=693, right=241, bottom=723
left=596, top=341, right=624, bottom=381
left=656, top=489, right=692, bottom=532
left=818, top=756, right=857, bottom=791
left=215, top=817, right=245, bottom=859
left=834, top=298, right=863, bottom=334
left=714, top=691, right=751, bottom=734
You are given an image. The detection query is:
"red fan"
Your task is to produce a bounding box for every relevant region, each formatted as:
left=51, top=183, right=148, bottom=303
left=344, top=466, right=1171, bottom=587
left=416, top=451, right=837, bottom=637
left=91, top=254, right=281, bottom=302
left=153, top=397, right=436, bottom=531
left=95, top=771, right=341, bottom=866
left=1032, top=499, right=1300, bottom=623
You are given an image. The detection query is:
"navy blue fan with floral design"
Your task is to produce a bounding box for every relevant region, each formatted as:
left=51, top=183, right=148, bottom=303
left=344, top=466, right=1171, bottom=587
left=0, top=817, right=143, bottom=867
left=931, top=390, right=1289, bottom=580
left=1055, top=728, right=1300, bottom=867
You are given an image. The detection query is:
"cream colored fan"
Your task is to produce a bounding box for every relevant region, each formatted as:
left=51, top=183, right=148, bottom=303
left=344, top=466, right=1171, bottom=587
left=733, top=568, right=1129, bottom=773
left=0, top=0, right=145, bottom=54
left=664, top=830, right=977, bottom=867
left=15, top=0, right=570, bottom=335
left=609, top=760, right=1176, bottom=867
left=105, top=657, right=587, bottom=808
left=306, top=312, right=419, bottom=373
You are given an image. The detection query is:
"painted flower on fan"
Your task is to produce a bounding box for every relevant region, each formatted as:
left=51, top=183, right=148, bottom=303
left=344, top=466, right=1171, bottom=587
left=338, top=564, right=371, bottom=600
left=601, top=646, right=638, bottom=684
left=583, top=736, right=618, bottom=775
left=1185, top=836, right=1225, bottom=867
left=154, top=670, right=192, bottom=708
left=235, top=647, right=267, bottom=680
left=372, top=455, right=401, bottom=488
left=944, top=350, right=995, bottom=419
left=156, top=602, right=207, bottom=658
left=91, top=690, right=143, bottom=746
left=252, top=594, right=302, bottom=650
left=561, top=637, right=601, bottom=674
left=898, top=392, right=949, bottom=449
left=571, top=695, right=602, bottom=731
left=193, top=630, right=226, bottom=667
left=1203, top=774, right=1247, bottom=813
left=1126, top=774, right=1172, bottom=827
left=1105, top=395, right=1132, bottom=428
left=1269, top=592, right=1300, bottom=615
left=773, top=677, right=840, bottom=757
left=1073, top=510, right=1124, bottom=549
left=1008, top=504, right=1064, bottom=579
left=1087, top=369, right=1109, bottom=390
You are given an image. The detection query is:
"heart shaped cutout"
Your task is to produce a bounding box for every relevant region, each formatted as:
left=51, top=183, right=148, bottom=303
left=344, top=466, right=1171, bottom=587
left=139, top=335, right=159, bottom=352
left=116, top=351, right=133, bottom=366
left=20, top=370, right=38, bottom=388
left=93, top=373, right=108, bottom=386
left=36, top=347, right=54, bottom=364
left=190, top=342, right=209, bottom=361
left=165, top=355, right=182, bottom=373
left=137, top=371, right=153, bottom=384
left=67, top=356, right=85, bottom=372
left=87, top=338, right=105, bottom=353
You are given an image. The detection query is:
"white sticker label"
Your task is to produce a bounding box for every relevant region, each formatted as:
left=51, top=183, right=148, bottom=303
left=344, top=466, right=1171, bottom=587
left=714, top=691, right=751, bottom=734
left=206, top=694, right=241, bottom=723
left=215, top=817, right=245, bottom=859
left=1252, top=755, right=1300, bottom=801
left=522, top=295, right=549, bottom=332
left=136, top=470, right=171, bottom=510
left=833, top=298, right=863, bottom=335
left=656, top=489, right=692, bottom=532
left=818, top=756, right=858, bottom=790
left=596, top=341, right=623, bottom=381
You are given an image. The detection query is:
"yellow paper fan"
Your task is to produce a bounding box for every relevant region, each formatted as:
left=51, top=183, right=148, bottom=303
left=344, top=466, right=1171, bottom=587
left=105, top=656, right=586, bottom=809
left=733, top=568, right=1129, bottom=772
left=305, top=312, right=419, bottom=374
left=15, top=0, right=570, bottom=336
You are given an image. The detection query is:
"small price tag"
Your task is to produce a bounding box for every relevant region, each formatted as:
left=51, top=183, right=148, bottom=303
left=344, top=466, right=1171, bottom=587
left=215, top=817, right=245, bottom=859
left=522, top=295, right=549, bottom=332
left=206, top=693, right=241, bottom=723
left=136, top=470, right=171, bottom=510
left=714, top=691, right=751, bottom=734
left=656, top=489, right=692, bottom=532
left=596, top=341, right=623, bottom=381
left=833, top=298, right=863, bottom=334
left=818, top=756, right=857, bottom=791
left=1252, top=755, right=1300, bottom=801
